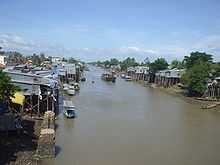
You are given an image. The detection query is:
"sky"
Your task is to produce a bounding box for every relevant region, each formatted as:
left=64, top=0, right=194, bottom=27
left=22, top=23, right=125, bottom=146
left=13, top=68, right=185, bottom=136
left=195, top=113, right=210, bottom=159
left=0, top=0, right=220, bottom=62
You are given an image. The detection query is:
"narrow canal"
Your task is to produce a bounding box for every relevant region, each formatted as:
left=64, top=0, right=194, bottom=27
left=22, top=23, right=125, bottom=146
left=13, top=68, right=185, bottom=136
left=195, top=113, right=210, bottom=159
left=45, top=66, right=220, bottom=165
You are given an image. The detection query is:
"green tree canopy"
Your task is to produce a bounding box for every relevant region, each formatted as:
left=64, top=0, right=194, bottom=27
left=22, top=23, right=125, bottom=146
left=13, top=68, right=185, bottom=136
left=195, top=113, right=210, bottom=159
left=109, top=58, right=120, bottom=66
left=149, top=58, right=168, bottom=72
left=170, top=60, right=184, bottom=69
left=0, top=70, right=19, bottom=103
left=181, top=51, right=214, bottom=96
left=211, top=62, right=220, bottom=78
left=68, top=57, right=78, bottom=64
left=181, top=61, right=211, bottom=96
left=6, top=51, right=26, bottom=64
left=120, top=57, right=139, bottom=71
left=183, top=52, right=213, bottom=69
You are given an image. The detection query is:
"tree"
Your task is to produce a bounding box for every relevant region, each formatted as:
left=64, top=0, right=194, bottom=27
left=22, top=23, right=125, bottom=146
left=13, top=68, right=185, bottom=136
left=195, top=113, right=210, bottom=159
left=211, top=62, right=220, bottom=78
left=28, top=53, right=42, bottom=66
left=120, top=57, right=139, bottom=71
left=170, top=60, right=184, bottom=69
left=149, top=58, right=168, bottom=72
left=143, top=57, right=150, bottom=66
left=68, top=57, right=78, bottom=64
left=0, top=70, right=19, bottom=103
left=181, top=61, right=211, bottom=96
left=181, top=51, right=214, bottom=96
left=183, top=51, right=213, bottom=69
left=6, top=51, right=26, bottom=64
left=109, top=58, right=119, bottom=66
left=103, top=60, right=110, bottom=68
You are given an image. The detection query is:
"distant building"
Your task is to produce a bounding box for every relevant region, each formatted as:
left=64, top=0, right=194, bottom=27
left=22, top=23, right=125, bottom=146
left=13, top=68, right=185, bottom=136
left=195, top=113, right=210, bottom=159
left=155, top=69, right=185, bottom=87
left=205, top=77, right=220, bottom=98
left=127, top=66, right=149, bottom=81
left=3, top=69, right=59, bottom=115
left=51, top=57, right=62, bottom=64
left=56, top=64, right=79, bottom=83
left=0, top=54, right=6, bottom=69
left=134, top=66, right=149, bottom=81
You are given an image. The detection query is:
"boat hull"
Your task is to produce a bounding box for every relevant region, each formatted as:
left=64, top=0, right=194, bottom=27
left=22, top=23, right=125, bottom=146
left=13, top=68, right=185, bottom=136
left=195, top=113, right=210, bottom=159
left=101, top=74, right=116, bottom=83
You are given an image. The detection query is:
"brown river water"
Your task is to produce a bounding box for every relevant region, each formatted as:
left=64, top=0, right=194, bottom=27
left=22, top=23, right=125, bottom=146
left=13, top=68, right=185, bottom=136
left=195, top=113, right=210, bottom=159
left=42, top=66, right=220, bottom=165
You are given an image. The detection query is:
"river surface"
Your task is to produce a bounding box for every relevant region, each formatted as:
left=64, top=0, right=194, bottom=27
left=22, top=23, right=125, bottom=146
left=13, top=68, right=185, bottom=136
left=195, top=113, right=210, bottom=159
left=44, top=66, right=220, bottom=165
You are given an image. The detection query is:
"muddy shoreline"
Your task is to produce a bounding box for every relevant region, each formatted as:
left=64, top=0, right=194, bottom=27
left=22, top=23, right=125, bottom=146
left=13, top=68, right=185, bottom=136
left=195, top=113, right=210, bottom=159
left=136, top=80, right=220, bottom=112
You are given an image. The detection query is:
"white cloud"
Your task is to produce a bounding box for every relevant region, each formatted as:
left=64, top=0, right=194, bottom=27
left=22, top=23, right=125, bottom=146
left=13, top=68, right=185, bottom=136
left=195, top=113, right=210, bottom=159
left=0, top=33, right=35, bottom=51
left=0, top=33, right=220, bottom=62
left=191, top=35, right=220, bottom=61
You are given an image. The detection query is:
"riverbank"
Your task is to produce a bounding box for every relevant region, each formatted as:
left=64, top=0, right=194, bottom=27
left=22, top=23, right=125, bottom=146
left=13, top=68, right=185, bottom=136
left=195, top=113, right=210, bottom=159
left=0, top=115, right=42, bottom=165
left=136, top=80, right=220, bottom=112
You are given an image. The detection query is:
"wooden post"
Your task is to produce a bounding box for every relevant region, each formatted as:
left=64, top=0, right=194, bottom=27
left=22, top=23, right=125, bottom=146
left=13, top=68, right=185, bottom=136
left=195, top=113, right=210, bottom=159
left=30, top=95, right=33, bottom=117
left=38, top=95, right=40, bottom=117
left=47, top=95, right=49, bottom=112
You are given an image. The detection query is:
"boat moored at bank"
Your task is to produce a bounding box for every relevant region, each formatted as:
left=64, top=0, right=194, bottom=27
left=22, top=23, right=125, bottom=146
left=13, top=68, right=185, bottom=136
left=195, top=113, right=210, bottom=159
left=101, top=72, right=116, bottom=83
left=63, top=100, right=76, bottom=118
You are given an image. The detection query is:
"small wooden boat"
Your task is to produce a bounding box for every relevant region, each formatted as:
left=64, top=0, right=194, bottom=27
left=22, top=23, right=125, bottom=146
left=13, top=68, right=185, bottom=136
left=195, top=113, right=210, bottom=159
left=63, top=84, right=69, bottom=90
left=81, top=77, right=86, bottom=81
left=63, top=100, right=76, bottom=118
left=73, top=83, right=80, bottom=91
left=121, top=74, right=126, bottom=79
left=125, top=75, right=132, bottom=81
left=64, top=108, right=76, bottom=118
left=101, top=73, right=116, bottom=83
left=63, top=84, right=69, bottom=91
left=69, top=82, right=80, bottom=91
left=67, top=89, right=76, bottom=96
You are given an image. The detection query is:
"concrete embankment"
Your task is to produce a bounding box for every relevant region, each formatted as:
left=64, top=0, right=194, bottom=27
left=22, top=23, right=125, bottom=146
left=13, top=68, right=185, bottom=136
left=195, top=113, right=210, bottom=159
left=35, top=111, right=55, bottom=159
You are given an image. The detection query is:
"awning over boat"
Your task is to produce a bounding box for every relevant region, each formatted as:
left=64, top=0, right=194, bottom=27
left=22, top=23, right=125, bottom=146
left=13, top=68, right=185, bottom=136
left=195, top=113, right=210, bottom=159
left=10, top=92, right=25, bottom=106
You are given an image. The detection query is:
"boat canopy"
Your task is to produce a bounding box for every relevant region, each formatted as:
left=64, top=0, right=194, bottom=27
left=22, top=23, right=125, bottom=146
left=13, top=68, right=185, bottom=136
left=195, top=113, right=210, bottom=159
left=63, top=100, right=75, bottom=108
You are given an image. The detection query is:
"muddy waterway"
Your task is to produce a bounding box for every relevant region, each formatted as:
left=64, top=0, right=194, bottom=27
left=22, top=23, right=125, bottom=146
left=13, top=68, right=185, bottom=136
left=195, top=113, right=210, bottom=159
left=44, top=66, right=220, bottom=165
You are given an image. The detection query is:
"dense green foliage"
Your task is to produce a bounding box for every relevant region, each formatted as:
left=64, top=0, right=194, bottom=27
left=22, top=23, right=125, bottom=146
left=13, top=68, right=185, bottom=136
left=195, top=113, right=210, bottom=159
left=183, top=52, right=213, bottom=69
left=120, top=57, right=139, bottom=71
left=0, top=70, right=19, bottom=103
left=211, top=63, right=220, bottom=78
left=170, top=60, right=184, bottom=69
left=149, top=58, right=168, bottom=72
left=27, top=53, right=47, bottom=66
left=6, top=51, right=26, bottom=64
left=181, top=52, right=214, bottom=96
left=68, top=57, right=78, bottom=64
left=181, top=61, right=211, bottom=96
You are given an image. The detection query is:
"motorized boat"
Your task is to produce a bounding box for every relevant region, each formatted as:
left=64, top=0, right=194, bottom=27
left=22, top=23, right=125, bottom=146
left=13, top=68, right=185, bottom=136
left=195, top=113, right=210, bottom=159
left=125, top=75, right=132, bottom=81
left=69, top=82, right=80, bottom=91
left=67, top=88, right=76, bottom=96
left=64, top=108, right=76, bottom=118
left=63, top=84, right=69, bottom=91
left=73, top=83, right=80, bottom=91
left=81, top=77, right=86, bottom=82
left=101, top=72, right=116, bottom=83
left=63, top=100, right=76, bottom=118
left=121, top=74, right=126, bottom=79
